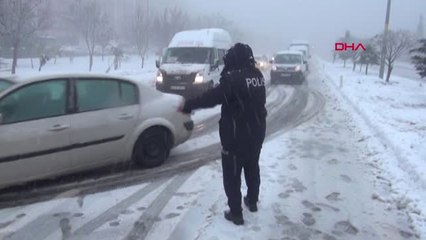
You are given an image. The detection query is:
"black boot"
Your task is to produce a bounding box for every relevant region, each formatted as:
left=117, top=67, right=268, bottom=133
left=244, top=196, right=258, bottom=212
left=224, top=210, right=244, bottom=225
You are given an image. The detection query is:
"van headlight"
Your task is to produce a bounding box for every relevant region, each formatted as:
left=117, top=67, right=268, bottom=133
left=194, top=73, right=204, bottom=84
left=156, top=71, right=163, bottom=83
left=295, top=65, right=301, bottom=71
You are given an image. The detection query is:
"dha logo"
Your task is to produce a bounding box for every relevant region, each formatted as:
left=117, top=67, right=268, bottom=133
left=335, top=43, right=366, bottom=51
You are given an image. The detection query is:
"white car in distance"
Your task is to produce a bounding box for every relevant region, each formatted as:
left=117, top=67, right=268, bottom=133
left=0, top=73, right=193, bottom=189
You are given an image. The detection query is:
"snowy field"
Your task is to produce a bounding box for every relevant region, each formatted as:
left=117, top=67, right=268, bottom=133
left=0, top=56, right=425, bottom=239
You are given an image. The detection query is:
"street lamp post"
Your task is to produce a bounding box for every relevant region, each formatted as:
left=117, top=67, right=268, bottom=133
left=379, top=0, right=392, bottom=79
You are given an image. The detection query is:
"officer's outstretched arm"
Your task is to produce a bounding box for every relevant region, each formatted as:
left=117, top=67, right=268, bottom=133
left=182, top=76, right=232, bottom=112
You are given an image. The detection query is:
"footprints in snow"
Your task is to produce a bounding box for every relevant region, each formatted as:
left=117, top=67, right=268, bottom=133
left=301, top=213, right=316, bottom=226
left=302, top=200, right=322, bottom=212
left=0, top=213, right=27, bottom=230
left=340, top=174, right=352, bottom=183
left=278, top=178, right=307, bottom=199
left=333, top=221, right=359, bottom=235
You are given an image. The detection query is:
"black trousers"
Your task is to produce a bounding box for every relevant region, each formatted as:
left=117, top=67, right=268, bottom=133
left=221, top=147, right=261, bottom=214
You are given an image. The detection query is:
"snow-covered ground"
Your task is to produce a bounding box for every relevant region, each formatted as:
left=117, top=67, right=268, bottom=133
left=0, top=56, right=425, bottom=239
left=320, top=59, right=426, bottom=237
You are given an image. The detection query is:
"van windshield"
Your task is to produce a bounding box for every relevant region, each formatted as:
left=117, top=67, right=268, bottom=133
left=163, top=47, right=213, bottom=64
left=274, top=54, right=302, bottom=64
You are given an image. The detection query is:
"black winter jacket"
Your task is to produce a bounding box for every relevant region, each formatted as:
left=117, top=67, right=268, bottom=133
left=183, top=67, right=267, bottom=154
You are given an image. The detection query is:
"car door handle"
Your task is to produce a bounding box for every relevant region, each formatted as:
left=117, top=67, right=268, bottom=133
left=118, top=113, right=134, bottom=120
left=48, top=124, right=70, bottom=132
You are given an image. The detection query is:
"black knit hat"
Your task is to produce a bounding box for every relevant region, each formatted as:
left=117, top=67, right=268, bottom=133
left=223, top=43, right=255, bottom=70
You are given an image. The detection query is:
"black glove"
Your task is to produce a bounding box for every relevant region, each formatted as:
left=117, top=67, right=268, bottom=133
left=181, top=99, right=193, bottom=114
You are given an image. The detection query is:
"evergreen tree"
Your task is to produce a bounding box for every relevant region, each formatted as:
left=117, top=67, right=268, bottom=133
left=337, top=30, right=354, bottom=67
left=359, top=43, right=379, bottom=75
left=410, top=39, right=426, bottom=79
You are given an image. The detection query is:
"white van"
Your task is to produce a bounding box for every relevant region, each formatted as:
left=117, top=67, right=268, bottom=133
left=289, top=41, right=311, bottom=71
left=270, top=50, right=308, bottom=84
left=289, top=41, right=311, bottom=59
left=155, top=28, right=233, bottom=97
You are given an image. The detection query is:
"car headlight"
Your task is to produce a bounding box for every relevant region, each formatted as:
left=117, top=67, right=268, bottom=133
left=194, top=73, right=204, bottom=84
left=272, top=65, right=277, bottom=71
left=260, top=62, right=264, bottom=67
left=295, top=65, right=301, bottom=71
left=156, top=71, right=163, bottom=83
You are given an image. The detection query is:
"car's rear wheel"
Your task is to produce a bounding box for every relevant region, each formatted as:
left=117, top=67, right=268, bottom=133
left=133, top=127, right=171, bottom=168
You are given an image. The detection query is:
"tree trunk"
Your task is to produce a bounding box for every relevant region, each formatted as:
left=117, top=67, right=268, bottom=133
left=140, top=55, right=145, bottom=69
left=102, top=48, right=104, bottom=61
left=359, top=63, right=362, bottom=72
left=385, top=65, right=393, bottom=83
left=31, top=58, right=34, bottom=69
left=89, top=54, right=93, bottom=71
left=343, top=60, right=346, bottom=68
left=352, top=62, right=356, bottom=71
left=11, top=46, right=18, bottom=74
left=365, top=64, right=369, bottom=75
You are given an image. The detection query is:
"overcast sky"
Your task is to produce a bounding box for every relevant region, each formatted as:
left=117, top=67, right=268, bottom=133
left=174, top=0, right=426, bottom=58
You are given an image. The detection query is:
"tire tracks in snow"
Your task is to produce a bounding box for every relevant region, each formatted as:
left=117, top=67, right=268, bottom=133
left=0, top=79, right=323, bottom=208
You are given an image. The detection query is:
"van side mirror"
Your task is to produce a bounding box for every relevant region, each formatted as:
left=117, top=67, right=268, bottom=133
left=211, top=59, right=219, bottom=70
left=155, top=59, right=160, bottom=68
left=269, top=60, right=273, bottom=64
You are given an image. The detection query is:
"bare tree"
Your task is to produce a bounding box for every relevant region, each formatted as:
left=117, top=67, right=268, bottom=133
left=0, top=0, right=49, bottom=74
left=130, top=2, right=151, bottom=68
left=98, top=13, right=114, bottom=61
left=153, top=7, right=188, bottom=50
left=69, top=0, right=102, bottom=71
left=374, top=30, right=415, bottom=82
left=192, top=13, right=243, bottom=42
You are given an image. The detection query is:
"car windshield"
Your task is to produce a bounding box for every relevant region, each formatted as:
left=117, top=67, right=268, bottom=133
left=163, top=47, right=213, bottom=64
left=274, top=54, right=302, bottom=64
left=0, top=79, right=13, bottom=92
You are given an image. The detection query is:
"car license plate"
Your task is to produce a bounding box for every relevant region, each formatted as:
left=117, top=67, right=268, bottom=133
left=170, top=85, right=186, bottom=90
left=281, top=73, right=291, bottom=77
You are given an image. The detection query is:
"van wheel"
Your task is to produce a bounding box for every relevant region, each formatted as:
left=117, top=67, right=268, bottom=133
left=133, top=127, right=170, bottom=168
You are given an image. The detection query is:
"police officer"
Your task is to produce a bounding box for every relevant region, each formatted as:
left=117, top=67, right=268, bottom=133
left=179, top=43, right=267, bottom=225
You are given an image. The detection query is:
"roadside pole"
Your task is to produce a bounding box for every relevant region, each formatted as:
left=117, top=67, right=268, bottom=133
left=379, top=0, right=392, bottom=79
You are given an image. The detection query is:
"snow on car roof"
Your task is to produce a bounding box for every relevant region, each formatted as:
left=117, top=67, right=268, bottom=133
left=169, top=28, right=232, bottom=49
left=5, top=73, right=141, bottom=84
left=290, top=40, right=310, bottom=45
left=0, top=73, right=151, bottom=94
left=275, top=50, right=304, bottom=55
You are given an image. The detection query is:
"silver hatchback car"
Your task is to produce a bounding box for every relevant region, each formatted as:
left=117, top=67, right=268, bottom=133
left=0, top=73, right=193, bottom=189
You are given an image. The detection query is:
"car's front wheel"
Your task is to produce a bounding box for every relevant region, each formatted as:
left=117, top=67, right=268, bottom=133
left=133, top=127, right=171, bottom=168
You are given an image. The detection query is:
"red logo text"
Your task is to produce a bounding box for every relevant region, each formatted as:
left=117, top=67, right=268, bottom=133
left=335, top=43, right=366, bottom=51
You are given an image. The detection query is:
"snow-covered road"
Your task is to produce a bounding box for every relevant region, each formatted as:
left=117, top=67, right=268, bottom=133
left=0, top=56, right=423, bottom=240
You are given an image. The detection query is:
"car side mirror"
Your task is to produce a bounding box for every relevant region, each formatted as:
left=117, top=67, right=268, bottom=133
left=269, top=60, right=273, bottom=64
left=0, top=113, right=3, bottom=125
left=155, top=59, right=160, bottom=68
